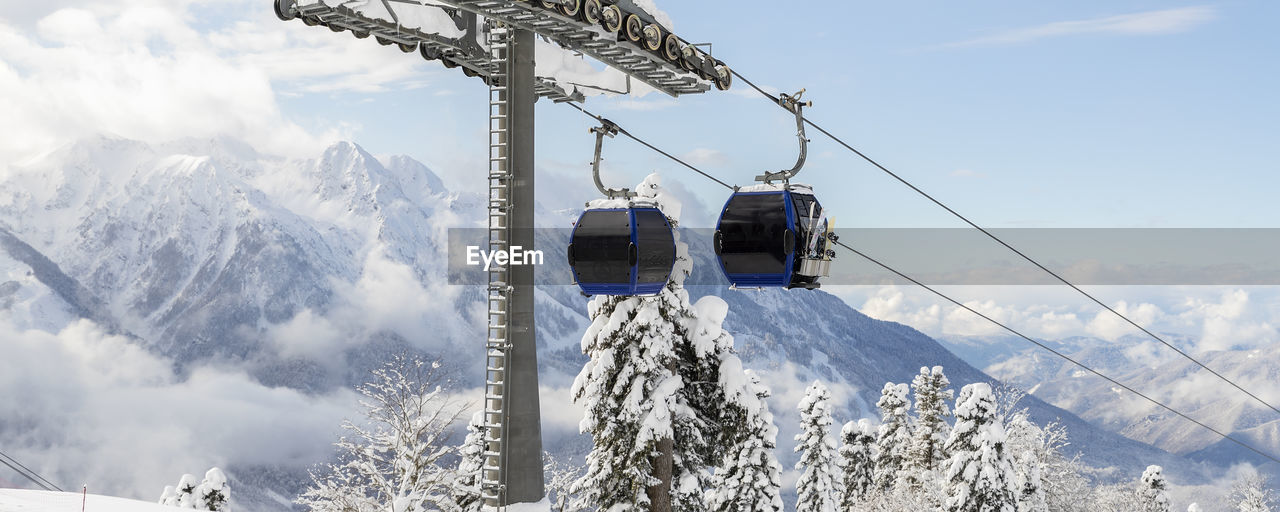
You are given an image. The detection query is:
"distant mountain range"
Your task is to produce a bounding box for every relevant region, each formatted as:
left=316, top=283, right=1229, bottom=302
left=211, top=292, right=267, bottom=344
left=941, top=332, right=1280, bottom=470
left=0, top=136, right=1228, bottom=510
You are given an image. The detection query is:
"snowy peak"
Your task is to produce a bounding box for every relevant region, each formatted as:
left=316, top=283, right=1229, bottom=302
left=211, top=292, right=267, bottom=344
left=0, top=135, right=476, bottom=367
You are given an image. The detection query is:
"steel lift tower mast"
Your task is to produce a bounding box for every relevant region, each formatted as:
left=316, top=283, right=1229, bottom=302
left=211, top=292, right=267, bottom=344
left=275, top=1, right=730, bottom=507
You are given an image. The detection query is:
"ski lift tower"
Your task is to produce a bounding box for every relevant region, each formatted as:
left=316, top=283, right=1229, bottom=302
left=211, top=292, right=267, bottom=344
left=274, top=0, right=731, bottom=507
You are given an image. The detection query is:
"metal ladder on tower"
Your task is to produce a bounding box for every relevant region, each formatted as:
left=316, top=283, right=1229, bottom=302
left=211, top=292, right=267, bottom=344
left=481, top=20, right=513, bottom=512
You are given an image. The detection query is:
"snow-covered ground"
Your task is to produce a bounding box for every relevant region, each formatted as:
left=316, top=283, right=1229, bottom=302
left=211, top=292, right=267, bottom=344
left=0, top=489, right=551, bottom=512
left=0, top=489, right=173, bottom=512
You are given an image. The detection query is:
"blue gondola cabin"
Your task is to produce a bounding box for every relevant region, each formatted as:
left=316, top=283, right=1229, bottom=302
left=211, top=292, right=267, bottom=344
left=568, top=205, right=676, bottom=296
left=714, top=183, right=831, bottom=289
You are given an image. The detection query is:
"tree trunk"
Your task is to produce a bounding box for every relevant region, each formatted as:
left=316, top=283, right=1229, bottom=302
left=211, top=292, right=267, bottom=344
left=647, top=358, right=678, bottom=512
left=646, top=436, right=674, bottom=512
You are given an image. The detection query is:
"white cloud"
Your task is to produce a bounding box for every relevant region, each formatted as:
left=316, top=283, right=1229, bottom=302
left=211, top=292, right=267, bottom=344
left=944, top=6, right=1216, bottom=47
left=837, top=285, right=1280, bottom=357
left=858, top=286, right=943, bottom=333
left=1085, top=300, right=1165, bottom=341
left=680, top=148, right=728, bottom=167
left=0, top=0, right=465, bottom=165
left=1175, top=289, right=1277, bottom=352
left=0, top=318, right=357, bottom=501
left=267, top=246, right=471, bottom=364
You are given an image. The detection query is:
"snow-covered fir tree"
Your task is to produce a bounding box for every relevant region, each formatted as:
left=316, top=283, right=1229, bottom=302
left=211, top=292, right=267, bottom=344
left=449, top=412, right=485, bottom=512
left=160, top=486, right=178, bottom=506
left=159, top=468, right=230, bottom=511
left=160, top=474, right=198, bottom=508
left=1138, top=465, right=1171, bottom=512
left=1187, top=504, right=1201, bottom=512
left=197, top=468, right=229, bottom=511
left=572, top=174, right=762, bottom=511
left=570, top=287, right=678, bottom=510
left=297, top=354, right=464, bottom=512
left=1232, top=474, right=1276, bottom=512
left=873, top=382, right=912, bottom=491
left=942, top=383, right=1017, bottom=512
left=907, top=366, right=953, bottom=475
left=1013, top=450, right=1046, bottom=512
left=706, top=371, right=783, bottom=512
left=795, top=381, right=841, bottom=512
left=840, top=419, right=877, bottom=507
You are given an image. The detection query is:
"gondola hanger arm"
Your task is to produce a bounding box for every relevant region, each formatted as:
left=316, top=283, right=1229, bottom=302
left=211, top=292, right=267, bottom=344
left=755, top=89, right=811, bottom=184
left=591, top=119, right=637, bottom=199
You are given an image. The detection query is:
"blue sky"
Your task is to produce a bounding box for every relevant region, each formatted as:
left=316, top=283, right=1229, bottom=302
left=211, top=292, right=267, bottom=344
left=275, top=1, right=1280, bottom=229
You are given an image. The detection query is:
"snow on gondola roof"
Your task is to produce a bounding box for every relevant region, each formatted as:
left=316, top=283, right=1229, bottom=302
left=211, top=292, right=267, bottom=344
left=736, top=183, right=814, bottom=194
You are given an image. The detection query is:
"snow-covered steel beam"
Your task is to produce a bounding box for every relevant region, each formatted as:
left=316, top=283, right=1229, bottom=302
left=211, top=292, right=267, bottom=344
left=279, top=0, right=725, bottom=98
left=282, top=1, right=585, bottom=103
left=433, top=0, right=717, bottom=97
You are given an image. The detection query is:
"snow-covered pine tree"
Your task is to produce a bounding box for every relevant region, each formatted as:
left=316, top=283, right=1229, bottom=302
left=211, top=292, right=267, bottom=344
left=159, top=469, right=230, bottom=510
left=873, top=382, right=912, bottom=491
left=674, top=293, right=763, bottom=511
left=840, top=419, right=877, bottom=507
left=197, top=468, right=229, bottom=511
left=1138, top=465, right=1171, bottom=512
left=449, top=412, right=485, bottom=512
left=570, top=287, right=674, bottom=510
left=706, top=371, right=784, bottom=512
left=1231, top=474, right=1276, bottom=512
left=1013, top=451, right=1046, bottom=512
left=297, top=354, right=465, bottom=512
left=159, top=473, right=199, bottom=508
left=1187, top=504, right=1201, bottom=512
left=159, top=486, right=178, bottom=506
left=572, top=174, right=755, bottom=511
left=942, top=383, right=1017, bottom=512
left=795, top=381, right=841, bottom=512
left=907, top=366, right=953, bottom=474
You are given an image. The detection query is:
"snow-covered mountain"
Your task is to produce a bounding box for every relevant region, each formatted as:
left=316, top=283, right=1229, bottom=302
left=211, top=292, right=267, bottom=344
left=943, top=333, right=1280, bottom=469
left=0, top=136, right=1220, bottom=510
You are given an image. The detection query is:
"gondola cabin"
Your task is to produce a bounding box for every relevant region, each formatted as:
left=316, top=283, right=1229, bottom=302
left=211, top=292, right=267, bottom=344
left=568, top=206, right=676, bottom=296
left=714, top=183, right=831, bottom=289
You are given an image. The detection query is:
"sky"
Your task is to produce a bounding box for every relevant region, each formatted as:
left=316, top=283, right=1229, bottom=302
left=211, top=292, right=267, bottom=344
left=1, top=0, right=1277, bottom=352
left=1, top=0, right=1279, bottom=501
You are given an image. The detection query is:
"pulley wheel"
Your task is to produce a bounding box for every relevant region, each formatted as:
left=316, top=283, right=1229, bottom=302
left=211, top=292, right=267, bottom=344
left=714, top=64, right=732, bottom=91
left=601, top=5, right=623, bottom=32
left=624, top=14, right=644, bottom=43
left=583, top=0, right=602, bottom=24
left=273, top=0, right=296, bottom=21
left=662, top=33, right=681, bottom=62
left=558, top=0, right=581, bottom=17
left=642, top=24, right=662, bottom=51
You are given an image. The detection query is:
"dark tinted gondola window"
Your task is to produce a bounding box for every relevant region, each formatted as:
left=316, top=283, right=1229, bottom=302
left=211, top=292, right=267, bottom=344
left=634, top=210, right=675, bottom=284
left=719, top=193, right=788, bottom=275
left=572, top=210, right=632, bottom=284
left=793, top=195, right=815, bottom=226
left=792, top=194, right=820, bottom=251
